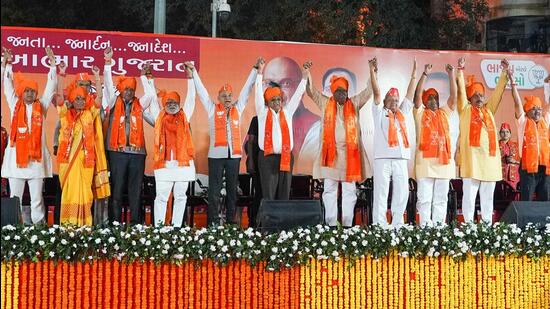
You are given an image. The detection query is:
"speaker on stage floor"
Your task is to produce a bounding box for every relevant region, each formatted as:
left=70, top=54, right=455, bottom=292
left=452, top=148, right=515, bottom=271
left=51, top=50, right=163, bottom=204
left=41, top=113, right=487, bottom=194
left=1, top=197, right=22, bottom=227
left=499, top=201, right=550, bottom=228
left=257, top=199, right=323, bottom=232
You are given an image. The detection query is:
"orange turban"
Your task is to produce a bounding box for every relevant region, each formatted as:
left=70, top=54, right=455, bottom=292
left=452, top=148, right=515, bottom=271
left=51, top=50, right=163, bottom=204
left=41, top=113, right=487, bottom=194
left=68, top=86, right=88, bottom=103
left=65, top=82, right=93, bottom=109
left=218, top=83, right=233, bottom=94
left=263, top=86, right=282, bottom=103
left=116, top=76, right=137, bottom=93
left=465, top=75, right=485, bottom=99
left=14, top=72, right=39, bottom=98
left=157, top=90, right=181, bottom=107
left=422, top=88, right=439, bottom=106
left=523, top=95, right=542, bottom=113
left=386, top=87, right=399, bottom=99
left=329, top=76, right=349, bottom=94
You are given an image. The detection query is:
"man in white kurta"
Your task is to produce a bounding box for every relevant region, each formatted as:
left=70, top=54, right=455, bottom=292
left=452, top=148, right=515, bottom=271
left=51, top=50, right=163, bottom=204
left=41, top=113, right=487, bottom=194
left=193, top=60, right=259, bottom=225
left=304, top=65, right=372, bottom=227
left=370, top=58, right=416, bottom=228
left=1, top=48, right=57, bottom=224
left=142, top=63, right=196, bottom=227
left=413, top=63, right=458, bottom=226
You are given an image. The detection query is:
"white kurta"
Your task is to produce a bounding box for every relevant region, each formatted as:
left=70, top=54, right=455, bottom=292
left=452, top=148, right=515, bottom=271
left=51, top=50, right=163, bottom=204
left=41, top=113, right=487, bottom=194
left=413, top=105, right=458, bottom=180
left=1, top=64, right=57, bottom=179
left=255, top=74, right=307, bottom=153
left=142, top=78, right=197, bottom=182
left=194, top=68, right=257, bottom=159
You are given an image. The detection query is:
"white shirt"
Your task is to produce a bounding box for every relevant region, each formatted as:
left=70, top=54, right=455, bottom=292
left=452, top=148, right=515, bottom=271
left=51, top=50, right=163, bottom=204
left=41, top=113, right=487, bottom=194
left=1, top=63, right=57, bottom=179
left=255, top=74, right=306, bottom=153
left=194, top=68, right=257, bottom=159
left=372, top=97, right=414, bottom=160
left=143, top=77, right=196, bottom=182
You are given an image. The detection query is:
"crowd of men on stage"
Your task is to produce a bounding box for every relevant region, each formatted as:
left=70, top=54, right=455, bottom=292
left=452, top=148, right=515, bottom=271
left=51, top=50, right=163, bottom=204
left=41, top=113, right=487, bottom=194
left=1, top=46, right=548, bottom=228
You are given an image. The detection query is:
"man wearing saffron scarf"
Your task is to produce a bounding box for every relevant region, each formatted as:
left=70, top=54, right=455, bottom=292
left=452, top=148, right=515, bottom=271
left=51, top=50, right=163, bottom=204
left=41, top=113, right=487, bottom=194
left=457, top=58, right=510, bottom=223
left=193, top=58, right=261, bottom=226
left=510, top=71, right=549, bottom=201
left=370, top=58, right=417, bottom=228
left=304, top=63, right=372, bottom=227
left=1, top=47, right=57, bottom=224
left=413, top=63, right=458, bottom=226
left=102, top=47, right=156, bottom=224
left=142, top=62, right=196, bottom=226
left=255, top=58, right=308, bottom=202
left=57, top=66, right=110, bottom=226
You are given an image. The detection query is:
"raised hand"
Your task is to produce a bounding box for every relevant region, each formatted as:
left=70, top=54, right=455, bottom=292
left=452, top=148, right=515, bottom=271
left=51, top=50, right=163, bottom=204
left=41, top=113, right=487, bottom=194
left=458, top=57, right=465, bottom=69
left=2, top=47, right=12, bottom=67
left=58, top=61, right=67, bottom=75
left=501, top=59, right=510, bottom=71
left=45, top=46, right=56, bottom=66
left=254, top=57, right=263, bottom=70
left=506, top=67, right=514, bottom=84
left=183, top=61, right=194, bottom=78
left=445, top=64, right=454, bottom=75
left=368, top=57, right=378, bottom=73
left=140, top=61, right=152, bottom=76
left=257, top=57, right=266, bottom=73
left=91, top=65, right=100, bottom=79
left=302, top=61, right=313, bottom=78
left=104, top=47, right=113, bottom=63
left=424, top=64, right=433, bottom=75
left=412, top=57, right=417, bottom=73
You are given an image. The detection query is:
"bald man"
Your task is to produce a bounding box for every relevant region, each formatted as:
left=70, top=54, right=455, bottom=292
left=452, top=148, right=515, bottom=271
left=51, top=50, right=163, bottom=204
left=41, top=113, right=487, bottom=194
left=263, top=57, right=320, bottom=160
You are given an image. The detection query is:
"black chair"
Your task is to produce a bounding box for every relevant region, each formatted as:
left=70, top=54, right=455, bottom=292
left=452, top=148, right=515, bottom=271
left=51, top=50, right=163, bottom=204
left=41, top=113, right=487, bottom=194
left=290, top=175, right=313, bottom=199
left=406, top=178, right=417, bottom=224
left=356, top=178, right=373, bottom=225
left=186, top=180, right=208, bottom=226
left=235, top=174, right=253, bottom=226
left=447, top=180, right=459, bottom=223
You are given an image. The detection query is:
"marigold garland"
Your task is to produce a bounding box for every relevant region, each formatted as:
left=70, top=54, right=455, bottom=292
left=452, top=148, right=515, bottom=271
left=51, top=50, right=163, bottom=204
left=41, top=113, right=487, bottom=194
left=2, top=221, right=550, bottom=309
left=0, top=256, right=549, bottom=308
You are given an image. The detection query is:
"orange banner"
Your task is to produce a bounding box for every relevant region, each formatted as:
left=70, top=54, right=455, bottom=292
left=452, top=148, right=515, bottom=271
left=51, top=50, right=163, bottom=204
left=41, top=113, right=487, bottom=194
left=1, top=26, right=548, bottom=176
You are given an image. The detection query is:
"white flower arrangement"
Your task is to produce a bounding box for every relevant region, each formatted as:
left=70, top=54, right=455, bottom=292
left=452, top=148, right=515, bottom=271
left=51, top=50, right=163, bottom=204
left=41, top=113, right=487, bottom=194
left=1, top=222, right=548, bottom=270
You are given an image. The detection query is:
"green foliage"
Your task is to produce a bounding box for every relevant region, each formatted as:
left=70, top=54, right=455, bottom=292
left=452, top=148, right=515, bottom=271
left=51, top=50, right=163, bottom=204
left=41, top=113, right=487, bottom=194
left=2, top=222, right=549, bottom=271
left=1, top=0, right=489, bottom=50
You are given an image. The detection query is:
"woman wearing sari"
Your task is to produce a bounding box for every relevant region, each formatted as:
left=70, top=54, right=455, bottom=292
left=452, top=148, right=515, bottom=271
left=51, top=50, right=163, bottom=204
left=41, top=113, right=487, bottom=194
left=57, top=65, right=110, bottom=226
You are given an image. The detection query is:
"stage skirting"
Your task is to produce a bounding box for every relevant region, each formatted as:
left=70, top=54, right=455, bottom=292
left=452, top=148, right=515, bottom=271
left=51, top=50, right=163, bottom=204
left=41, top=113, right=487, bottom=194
left=1, top=255, right=549, bottom=308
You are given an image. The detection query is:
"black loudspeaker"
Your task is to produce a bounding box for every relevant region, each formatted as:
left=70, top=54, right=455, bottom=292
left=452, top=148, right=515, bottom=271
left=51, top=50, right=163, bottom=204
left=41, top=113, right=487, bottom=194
left=1, top=197, right=22, bottom=227
left=499, top=201, right=550, bottom=228
left=257, top=199, right=323, bottom=232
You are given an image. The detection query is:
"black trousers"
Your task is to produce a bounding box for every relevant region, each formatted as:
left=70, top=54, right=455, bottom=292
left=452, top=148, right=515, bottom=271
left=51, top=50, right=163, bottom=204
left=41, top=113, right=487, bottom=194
left=520, top=165, right=550, bottom=201
left=108, top=151, right=145, bottom=224
left=207, top=157, right=240, bottom=225
left=248, top=171, right=262, bottom=228
left=257, top=150, right=293, bottom=201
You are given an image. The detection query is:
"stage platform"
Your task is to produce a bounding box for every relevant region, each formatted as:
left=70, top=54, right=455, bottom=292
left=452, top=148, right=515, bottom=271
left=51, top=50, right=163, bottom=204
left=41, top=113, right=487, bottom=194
left=1, top=223, right=549, bottom=308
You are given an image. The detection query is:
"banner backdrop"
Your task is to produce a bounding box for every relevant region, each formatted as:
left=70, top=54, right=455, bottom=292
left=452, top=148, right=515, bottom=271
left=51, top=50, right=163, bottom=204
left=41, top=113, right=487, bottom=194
left=1, top=26, right=548, bottom=176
